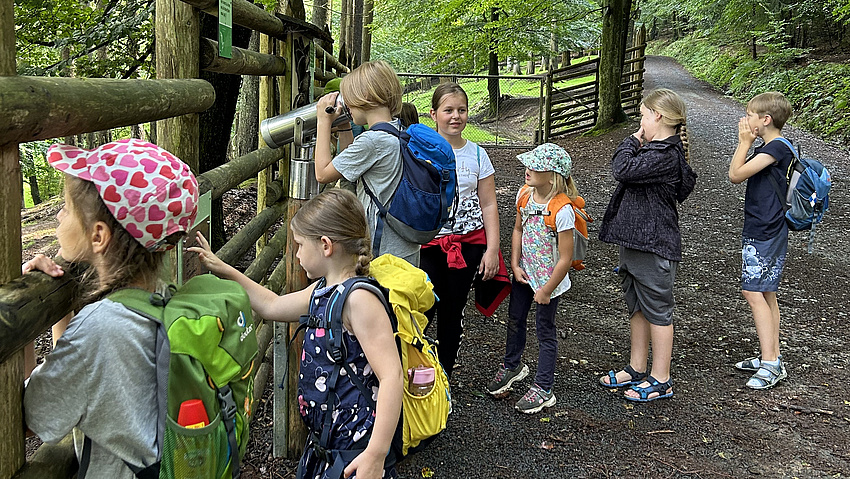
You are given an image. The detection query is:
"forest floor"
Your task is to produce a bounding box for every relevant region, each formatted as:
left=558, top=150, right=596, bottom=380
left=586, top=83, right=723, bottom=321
left=23, top=55, right=850, bottom=478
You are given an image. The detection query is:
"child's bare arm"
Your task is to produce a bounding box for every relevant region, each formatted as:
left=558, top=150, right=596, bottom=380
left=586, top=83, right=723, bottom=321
left=510, top=211, right=528, bottom=284
left=534, top=229, right=573, bottom=305
left=315, top=94, right=345, bottom=184
left=477, top=175, right=500, bottom=280
left=343, top=289, right=403, bottom=479
left=729, top=117, right=776, bottom=184
left=187, top=232, right=313, bottom=322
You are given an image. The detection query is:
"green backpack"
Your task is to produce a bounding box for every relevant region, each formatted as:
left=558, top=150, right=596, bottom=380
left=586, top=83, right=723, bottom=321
left=108, top=274, right=258, bottom=479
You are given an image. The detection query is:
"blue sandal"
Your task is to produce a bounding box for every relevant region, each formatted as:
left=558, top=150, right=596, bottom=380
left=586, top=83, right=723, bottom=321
left=625, top=376, right=673, bottom=402
left=599, top=364, right=647, bottom=388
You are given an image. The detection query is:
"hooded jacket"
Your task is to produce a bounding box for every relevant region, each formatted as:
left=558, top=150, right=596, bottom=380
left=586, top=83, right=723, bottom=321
left=598, top=135, right=697, bottom=261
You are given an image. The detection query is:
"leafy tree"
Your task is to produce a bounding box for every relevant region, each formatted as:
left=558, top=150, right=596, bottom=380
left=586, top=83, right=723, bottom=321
left=19, top=141, right=60, bottom=206
left=15, top=0, right=155, bottom=78
left=371, top=0, right=600, bottom=74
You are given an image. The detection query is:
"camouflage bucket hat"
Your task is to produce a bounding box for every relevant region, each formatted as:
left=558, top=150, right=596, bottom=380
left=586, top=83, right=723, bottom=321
left=517, top=143, right=572, bottom=179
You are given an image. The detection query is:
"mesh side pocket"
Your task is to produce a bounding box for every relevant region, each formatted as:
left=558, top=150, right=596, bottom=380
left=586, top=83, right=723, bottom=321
left=402, top=346, right=450, bottom=454
left=161, top=413, right=230, bottom=479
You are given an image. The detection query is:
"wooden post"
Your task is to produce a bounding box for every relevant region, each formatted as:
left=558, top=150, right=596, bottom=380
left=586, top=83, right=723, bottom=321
left=257, top=33, right=274, bottom=256
left=283, top=31, right=310, bottom=460
left=155, top=0, right=201, bottom=172
left=0, top=0, right=25, bottom=476
left=544, top=71, right=552, bottom=143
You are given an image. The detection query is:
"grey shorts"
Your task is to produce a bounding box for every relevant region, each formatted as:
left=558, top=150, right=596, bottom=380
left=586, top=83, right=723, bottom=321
left=618, top=246, right=678, bottom=326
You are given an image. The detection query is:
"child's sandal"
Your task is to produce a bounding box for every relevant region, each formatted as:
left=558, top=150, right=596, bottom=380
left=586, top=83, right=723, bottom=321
left=598, top=364, right=647, bottom=388
left=624, top=376, right=673, bottom=402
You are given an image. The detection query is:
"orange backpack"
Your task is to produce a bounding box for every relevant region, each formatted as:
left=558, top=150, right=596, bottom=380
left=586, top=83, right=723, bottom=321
left=517, top=185, right=592, bottom=270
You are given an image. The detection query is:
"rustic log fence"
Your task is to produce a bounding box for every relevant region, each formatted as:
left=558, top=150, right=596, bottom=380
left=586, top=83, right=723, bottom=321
left=0, top=0, right=339, bottom=475
left=544, top=25, right=647, bottom=140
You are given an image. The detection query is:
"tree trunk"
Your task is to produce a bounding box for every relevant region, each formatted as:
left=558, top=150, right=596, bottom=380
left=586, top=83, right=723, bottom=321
left=311, top=0, right=327, bottom=28
left=593, top=0, right=631, bottom=131
left=549, top=33, right=558, bottom=70
left=526, top=57, right=535, bottom=75
left=351, top=0, right=363, bottom=67
left=561, top=50, right=570, bottom=66
left=28, top=176, right=41, bottom=205
left=236, top=32, right=260, bottom=159
left=199, top=16, right=253, bottom=251
left=338, top=0, right=351, bottom=68
left=487, top=8, right=500, bottom=118
left=361, top=0, right=373, bottom=64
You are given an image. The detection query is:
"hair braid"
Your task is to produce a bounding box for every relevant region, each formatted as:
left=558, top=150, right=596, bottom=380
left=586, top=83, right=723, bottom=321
left=355, top=237, right=372, bottom=276
left=679, top=122, right=690, bottom=164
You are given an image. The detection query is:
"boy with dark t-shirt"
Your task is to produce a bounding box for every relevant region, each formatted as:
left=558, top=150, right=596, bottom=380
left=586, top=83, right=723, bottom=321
left=728, top=91, right=795, bottom=389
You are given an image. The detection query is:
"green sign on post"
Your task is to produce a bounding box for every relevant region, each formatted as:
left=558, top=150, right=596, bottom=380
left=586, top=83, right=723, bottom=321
left=218, top=0, right=232, bottom=59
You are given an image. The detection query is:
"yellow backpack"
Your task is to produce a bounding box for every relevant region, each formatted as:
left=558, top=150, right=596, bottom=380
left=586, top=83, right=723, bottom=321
left=317, top=254, right=451, bottom=464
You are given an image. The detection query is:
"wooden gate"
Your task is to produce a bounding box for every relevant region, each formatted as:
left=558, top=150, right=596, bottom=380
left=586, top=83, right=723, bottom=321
left=544, top=25, right=647, bottom=139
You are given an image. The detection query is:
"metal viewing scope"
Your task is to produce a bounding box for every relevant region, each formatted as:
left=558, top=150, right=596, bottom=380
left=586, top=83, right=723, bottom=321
left=260, top=95, right=351, bottom=149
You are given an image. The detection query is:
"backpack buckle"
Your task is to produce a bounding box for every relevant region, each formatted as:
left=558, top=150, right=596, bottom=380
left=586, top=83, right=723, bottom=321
left=329, top=347, right=344, bottom=364
left=217, top=385, right=237, bottom=422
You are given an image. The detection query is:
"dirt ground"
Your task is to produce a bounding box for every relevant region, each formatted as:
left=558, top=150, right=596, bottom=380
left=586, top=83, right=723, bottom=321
left=23, top=56, right=850, bottom=478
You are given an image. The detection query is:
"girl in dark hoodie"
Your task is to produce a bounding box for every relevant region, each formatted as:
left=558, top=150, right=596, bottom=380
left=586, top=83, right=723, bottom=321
left=597, top=89, right=697, bottom=402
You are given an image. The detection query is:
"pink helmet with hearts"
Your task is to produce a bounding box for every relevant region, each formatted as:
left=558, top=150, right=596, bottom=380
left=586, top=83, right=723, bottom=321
left=47, top=138, right=198, bottom=252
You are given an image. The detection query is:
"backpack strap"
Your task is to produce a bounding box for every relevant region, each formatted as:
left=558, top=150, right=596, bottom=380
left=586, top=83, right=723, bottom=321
left=517, top=185, right=571, bottom=235
left=106, top=288, right=172, bottom=479
left=361, top=123, right=410, bottom=255
left=217, top=384, right=241, bottom=479
left=316, top=277, right=395, bottom=462
left=766, top=137, right=799, bottom=211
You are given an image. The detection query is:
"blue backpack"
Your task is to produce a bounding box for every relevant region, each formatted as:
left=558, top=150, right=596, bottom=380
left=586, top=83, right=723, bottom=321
left=365, top=123, right=457, bottom=253
left=769, top=137, right=832, bottom=253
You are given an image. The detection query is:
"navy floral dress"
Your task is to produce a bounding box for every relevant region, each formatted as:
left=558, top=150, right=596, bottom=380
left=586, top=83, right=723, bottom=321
left=297, top=281, right=397, bottom=479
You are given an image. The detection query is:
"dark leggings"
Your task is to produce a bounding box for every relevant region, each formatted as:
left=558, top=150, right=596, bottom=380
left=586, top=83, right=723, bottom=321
left=503, top=280, right=560, bottom=391
left=419, top=243, right=486, bottom=378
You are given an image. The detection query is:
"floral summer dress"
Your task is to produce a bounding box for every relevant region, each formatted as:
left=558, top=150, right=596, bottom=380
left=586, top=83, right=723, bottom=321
left=297, top=281, right=397, bottom=479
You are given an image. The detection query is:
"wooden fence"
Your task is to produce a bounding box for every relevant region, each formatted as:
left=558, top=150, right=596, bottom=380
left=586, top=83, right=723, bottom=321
left=0, top=0, right=346, bottom=476
left=544, top=25, right=647, bottom=139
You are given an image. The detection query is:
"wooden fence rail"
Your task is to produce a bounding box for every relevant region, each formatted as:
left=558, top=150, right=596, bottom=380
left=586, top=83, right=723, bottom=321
left=0, top=77, right=215, bottom=146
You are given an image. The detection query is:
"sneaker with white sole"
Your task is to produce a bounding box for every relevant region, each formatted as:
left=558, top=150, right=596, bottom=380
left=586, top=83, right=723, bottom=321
left=485, top=363, right=529, bottom=396
left=515, top=384, right=556, bottom=414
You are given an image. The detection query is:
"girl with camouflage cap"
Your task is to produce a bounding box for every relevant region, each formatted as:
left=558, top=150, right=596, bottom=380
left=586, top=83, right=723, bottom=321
left=485, top=143, right=581, bottom=414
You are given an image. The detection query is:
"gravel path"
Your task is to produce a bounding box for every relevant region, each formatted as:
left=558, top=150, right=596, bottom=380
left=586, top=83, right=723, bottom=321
left=236, top=55, right=850, bottom=479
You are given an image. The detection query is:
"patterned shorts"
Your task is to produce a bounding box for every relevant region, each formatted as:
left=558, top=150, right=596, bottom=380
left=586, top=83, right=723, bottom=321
left=741, top=234, right=788, bottom=292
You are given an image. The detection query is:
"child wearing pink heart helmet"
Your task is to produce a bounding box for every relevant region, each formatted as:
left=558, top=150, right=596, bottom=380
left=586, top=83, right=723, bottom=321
left=22, top=139, right=198, bottom=478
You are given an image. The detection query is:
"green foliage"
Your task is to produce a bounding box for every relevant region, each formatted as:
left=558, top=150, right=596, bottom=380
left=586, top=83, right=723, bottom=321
left=656, top=36, right=850, bottom=146
left=20, top=140, right=63, bottom=206
left=371, top=0, right=600, bottom=73
left=15, top=0, right=154, bottom=77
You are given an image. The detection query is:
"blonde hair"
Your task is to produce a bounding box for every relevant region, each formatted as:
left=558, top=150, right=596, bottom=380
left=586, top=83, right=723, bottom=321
left=535, top=172, right=579, bottom=202
left=65, top=175, right=172, bottom=307
left=747, top=91, right=792, bottom=130
left=290, top=188, right=372, bottom=276
left=340, top=60, right=403, bottom=116
left=642, top=88, right=690, bottom=163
